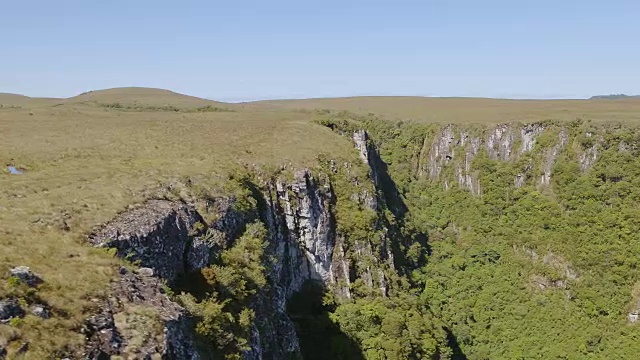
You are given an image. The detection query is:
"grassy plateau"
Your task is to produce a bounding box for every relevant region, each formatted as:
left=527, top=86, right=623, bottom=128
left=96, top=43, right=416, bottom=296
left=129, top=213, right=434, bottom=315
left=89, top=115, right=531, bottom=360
left=1, top=87, right=640, bottom=357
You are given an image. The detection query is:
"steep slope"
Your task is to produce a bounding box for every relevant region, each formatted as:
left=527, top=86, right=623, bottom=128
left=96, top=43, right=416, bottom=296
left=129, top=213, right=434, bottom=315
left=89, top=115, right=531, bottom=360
left=77, top=128, right=445, bottom=359
left=318, top=112, right=640, bottom=359
left=75, top=109, right=640, bottom=359
left=0, top=99, right=356, bottom=358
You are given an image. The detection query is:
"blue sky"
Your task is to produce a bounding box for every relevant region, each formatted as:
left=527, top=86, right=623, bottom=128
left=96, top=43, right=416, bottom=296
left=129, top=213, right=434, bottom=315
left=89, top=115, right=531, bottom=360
left=2, top=0, right=639, bottom=101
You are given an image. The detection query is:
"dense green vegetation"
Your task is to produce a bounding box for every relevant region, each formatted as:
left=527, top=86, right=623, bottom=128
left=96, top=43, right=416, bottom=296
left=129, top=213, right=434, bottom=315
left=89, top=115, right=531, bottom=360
left=179, top=221, right=268, bottom=359
left=308, top=113, right=640, bottom=359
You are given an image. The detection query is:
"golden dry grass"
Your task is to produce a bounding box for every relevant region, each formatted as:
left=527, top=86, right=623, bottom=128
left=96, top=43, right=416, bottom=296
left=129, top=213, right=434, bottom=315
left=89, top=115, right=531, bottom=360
left=67, top=87, right=232, bottom=109
left=251, top=96, right=640, bottom=124
left=2, top=87, right=639, bottom=357
left=0, top=89, right=354, bottom=357
left=0, top=93, right=61, bottom=108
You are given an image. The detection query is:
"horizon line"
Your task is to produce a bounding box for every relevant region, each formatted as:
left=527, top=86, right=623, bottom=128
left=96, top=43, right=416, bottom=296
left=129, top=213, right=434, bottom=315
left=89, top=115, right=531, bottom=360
left=2, top=86, right=638, bottom=103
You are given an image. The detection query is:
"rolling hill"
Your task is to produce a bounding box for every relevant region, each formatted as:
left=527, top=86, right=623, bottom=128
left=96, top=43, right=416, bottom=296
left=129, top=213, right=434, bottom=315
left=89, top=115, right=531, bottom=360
left=66, top=87, right=232, bottom=109
left=0, top=87, right=236, bottom=110
left=0, top=93, right=61, bottom=107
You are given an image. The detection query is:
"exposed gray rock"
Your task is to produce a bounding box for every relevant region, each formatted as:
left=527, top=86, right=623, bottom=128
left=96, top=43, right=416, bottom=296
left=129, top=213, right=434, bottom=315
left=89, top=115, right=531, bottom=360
left=83, top=307, right=122, bottom=359
left=428, top=125, right=456, bottom=179
left=86, top=142, right=396, bottom=359
left=288, top=170, right=335, bottom=284
left=579, top=143, right=599, bottom=172
left=30, top=305, right=50, bottom=319
left=0, top=298, right=24, bottom=323
left=519, top=246, right=579, bottom=285
left=353, top=130, right=383, bottom=188
left=9, top=266, right=43, bottom=287
left=520, top=124, right=545, bottom=154
left=332, top=241, right=353, bottom=299
left=88, top=200, right=203, bottom=283
left=264, top=170, right=336, bottom=298
left=619, top=141, right=631, bottom=153
left=83, top=271, right=199, bottom=360
left=252, top=169, right=338, bottom=359
left=353, top=130, right=370, bottom=165
left=515, top=163, right=533, bottom=188
left=487, top=124, right=516, bottom=160
left=457, top=134, right=482, bottom=195
left=135, top=267, right=154, bottom=277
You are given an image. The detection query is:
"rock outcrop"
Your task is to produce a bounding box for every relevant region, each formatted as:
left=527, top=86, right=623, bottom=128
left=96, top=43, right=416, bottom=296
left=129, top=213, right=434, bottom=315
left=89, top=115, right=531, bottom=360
left=8, top=266, right=43, bottom=287
left=414, top=123, right=609, bottom=193
left=245, top=169, right=337, bottom=359
left=579, top=143, right=599, bottom=171
left=427, top=125, right=456, bottom=179
left=88, top=200, right=203, bottom=283
left=0, top=298, right=24, bottom=323
left=486, top=124, right=517, bottom=160
left=80, top=125, right=422, bottom=359
left=520, top=124, right=545, bottom=154
left=85, top=161, right=389, bottom=359
left=266, top=167, right=383, bottom=295
left=83, top=268, right=199, bottom=359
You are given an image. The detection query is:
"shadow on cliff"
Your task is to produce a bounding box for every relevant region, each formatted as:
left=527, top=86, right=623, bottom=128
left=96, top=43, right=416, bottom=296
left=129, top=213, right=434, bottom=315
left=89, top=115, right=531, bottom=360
left=287, top=281, right=365, bottom=360
left=365, top=137, right=432, bottom=272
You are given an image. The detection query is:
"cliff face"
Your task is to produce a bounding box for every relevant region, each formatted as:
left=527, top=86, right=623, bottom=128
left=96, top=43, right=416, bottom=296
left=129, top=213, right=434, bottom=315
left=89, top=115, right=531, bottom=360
left=84, top=131, right=396, bottom=359
left=413, top=122, right=602, bottom=194
left=83, top=269, right=200, bottom=359
left=245, top=169, right=336, bottom=359
left=84, top=116, right=620, bottom=359
left=89, top=200, right=204, bottom=283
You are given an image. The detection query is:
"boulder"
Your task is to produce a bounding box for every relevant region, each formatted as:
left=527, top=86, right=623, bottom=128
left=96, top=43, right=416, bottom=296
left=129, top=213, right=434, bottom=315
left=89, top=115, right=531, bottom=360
left=0, top=298, right=25, bottom=323
left=135, top=267, right=154, bottom=277
left=82, top=271, right=199, bottom=359
left=9, top=266, right=43, bottom=287
left=88, top=200, right=203, bottom=283
left=30, top=305, right=50, bottom=319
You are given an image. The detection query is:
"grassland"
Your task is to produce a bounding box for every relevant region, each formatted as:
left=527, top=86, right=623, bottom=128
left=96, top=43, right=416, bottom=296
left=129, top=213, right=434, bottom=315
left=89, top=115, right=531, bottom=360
left=2, top=87, right=640, bottom=357
left=0, top=88, right=354, bottom=356
left=253, top=96, right=640, bottom=124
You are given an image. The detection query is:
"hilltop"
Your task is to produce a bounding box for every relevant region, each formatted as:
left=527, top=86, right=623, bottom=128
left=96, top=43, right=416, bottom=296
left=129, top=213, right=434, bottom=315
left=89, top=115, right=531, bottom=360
left=0, top=93, right=61, bottom=107
left=68, top=87, right=231, bottom=109
left=0, top=87, right=235, bottom=110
